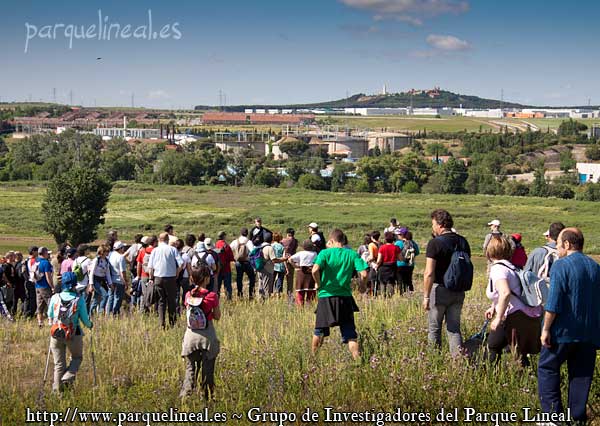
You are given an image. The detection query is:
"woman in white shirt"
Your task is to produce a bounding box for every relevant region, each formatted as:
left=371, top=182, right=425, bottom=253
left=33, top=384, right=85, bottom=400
left=289, top=240, right=318, bottom=306
left=88, top=245, right=112, bottom=316
left=485, top=235, right=542, bottom=367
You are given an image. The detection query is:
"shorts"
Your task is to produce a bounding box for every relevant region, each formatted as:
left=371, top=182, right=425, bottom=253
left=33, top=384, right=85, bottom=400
left=314, top=322, right=358, bottom=344
left=36, top=287, right=52, bottom=315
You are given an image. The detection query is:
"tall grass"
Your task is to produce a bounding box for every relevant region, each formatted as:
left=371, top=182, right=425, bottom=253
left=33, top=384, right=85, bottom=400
left=2, top=266, right=599, bottom=425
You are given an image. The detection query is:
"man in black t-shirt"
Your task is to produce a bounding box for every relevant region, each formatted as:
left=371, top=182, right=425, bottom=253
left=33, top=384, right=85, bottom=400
left=423, top=209, right=471, bottom=356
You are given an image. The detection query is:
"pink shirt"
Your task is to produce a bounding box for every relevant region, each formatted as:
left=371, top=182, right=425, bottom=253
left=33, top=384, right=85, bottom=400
left=487, top=260, right=542, bottom=318
left=60, top=258, right=74, bottom=275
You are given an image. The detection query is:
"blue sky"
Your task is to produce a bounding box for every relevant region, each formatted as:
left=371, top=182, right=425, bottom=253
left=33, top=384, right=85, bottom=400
left=0, top=0, right=598, bottom=108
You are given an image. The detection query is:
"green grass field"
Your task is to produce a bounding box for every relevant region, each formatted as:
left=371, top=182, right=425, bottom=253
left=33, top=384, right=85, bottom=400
left=319, top=115, right=494, bottom=133
left=0, top=181, right=598, bottom=255
left=1, top=182, right=600, bottom=425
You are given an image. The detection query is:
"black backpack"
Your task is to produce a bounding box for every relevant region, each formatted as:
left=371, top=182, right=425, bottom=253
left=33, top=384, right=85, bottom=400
left=313, top=232, right=326, bottom=252
left=442, top=236, right=473, bottom=292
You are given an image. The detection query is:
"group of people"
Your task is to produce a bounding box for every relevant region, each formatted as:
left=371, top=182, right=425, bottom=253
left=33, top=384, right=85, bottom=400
left=1, top=211, right=599, bottom=424
left=425, top=211, right=599, bottom=425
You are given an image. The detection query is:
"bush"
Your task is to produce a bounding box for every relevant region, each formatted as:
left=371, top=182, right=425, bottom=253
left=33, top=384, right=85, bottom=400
left=503, top=180, right=530, bottom=196
left=576, top=183, right=600, bottom=201
left=254, top=168, right=281, bottom=187
left=297, top=173, right=327, bottom=191
left=401, top=181, right=420, bottom=193
left=585, top=144, right=600, bottom=161
left=548, top=184, right=575, bottom=199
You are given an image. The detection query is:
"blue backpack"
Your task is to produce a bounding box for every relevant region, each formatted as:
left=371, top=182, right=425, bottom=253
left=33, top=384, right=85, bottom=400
left=249, top=245, right=267, bottom=272
left=442, top=237, right=473, bottom=292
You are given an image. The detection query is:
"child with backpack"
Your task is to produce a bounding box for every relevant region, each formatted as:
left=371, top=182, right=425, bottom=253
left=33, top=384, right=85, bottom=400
left=180, top=265, right=221, bottom=400
left=47, top=272, right=93, bottom=393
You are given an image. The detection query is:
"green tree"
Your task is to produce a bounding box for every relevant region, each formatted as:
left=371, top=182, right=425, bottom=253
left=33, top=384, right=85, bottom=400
left=425, top=142, right=449, bottom=157
left=101, top=139, right=135, bottom=180
left=297, top=173, right=327, bottom=190
left=331, top=162, right=355, bottom=192
left=585, top=144, right=600, bottom=161
left=253, top=168, right=280, bottom=187
left=558, top=119, right=587, bottom=137
left=559, top=149, right=576, bottom=173
left=530, top=166, right=548, bottom=197
left=424, top=157, right=468, bottom=194
left=42, top=167, right=112, bottom=246
left=279, top=139, right=309, bottom=157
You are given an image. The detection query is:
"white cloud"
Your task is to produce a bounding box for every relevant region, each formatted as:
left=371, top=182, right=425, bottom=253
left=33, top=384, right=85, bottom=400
left=426, top=34, right=471, bottom=51
left=148, top=90, right=170, bottom=100
left=339, top=0, right=469, bottom=25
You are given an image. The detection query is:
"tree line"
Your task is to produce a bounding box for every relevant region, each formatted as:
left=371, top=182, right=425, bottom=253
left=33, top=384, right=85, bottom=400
left=2, top=125, right=600, bottom=201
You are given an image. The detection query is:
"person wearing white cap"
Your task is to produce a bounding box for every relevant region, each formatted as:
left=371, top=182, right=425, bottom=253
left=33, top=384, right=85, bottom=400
left=483, top=219, right=502, bottom=253
left=308, top=223, right=326, bottom=253
left=191, top=242, right=217, bottom=291
left=107, top=241, right=129, bottom=316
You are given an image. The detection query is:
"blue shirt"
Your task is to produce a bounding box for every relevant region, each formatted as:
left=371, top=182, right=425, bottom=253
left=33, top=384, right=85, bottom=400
left=545, top=252, right=600, bottom=347
left=395, top=240, right=420, bottom=267
left=35, top=257, right=53, bottom=289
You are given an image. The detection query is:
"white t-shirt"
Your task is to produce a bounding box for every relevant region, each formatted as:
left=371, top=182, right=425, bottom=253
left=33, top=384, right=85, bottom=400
left=310, top=234, right=321, bottom=244
left=180, top=252, right=191, bottom=278
left=74, top=256, right=91, bottom=289
left=191, top=251, right=216, bottom=275
left=487, top=260, right=542, bottom=318
left=290, top=251, right=317, bottom=267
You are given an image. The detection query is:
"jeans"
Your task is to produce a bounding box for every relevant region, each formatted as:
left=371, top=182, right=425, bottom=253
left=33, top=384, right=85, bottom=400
left=257, top=270, right=274, bottom=299
left=538, top=342, right=597, bottom=422
left=89, top=277, right=108, bottom=316
left=106, top=283, right=125, bottom=316
left=217, top=272, right=232, bottom=300
left=235, top=261, right=255, bottom=299
left=427, top=284, right=465, bottom=356
left=25, top=281, right=37, bottom=318
left=155, top=276, right=177, bottom=328
left=273, top=271, right=285, bottom=294
left=177, top=277, right=191, bottom=310
left=397, top=265, right=415, bottom=293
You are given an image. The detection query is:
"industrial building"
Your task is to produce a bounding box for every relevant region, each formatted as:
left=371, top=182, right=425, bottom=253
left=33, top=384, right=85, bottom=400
left=202, top=112, right=315, bottom=125
left=577, top=163, right=600, bottom=183
left=93, top=127, right=160, bottom=139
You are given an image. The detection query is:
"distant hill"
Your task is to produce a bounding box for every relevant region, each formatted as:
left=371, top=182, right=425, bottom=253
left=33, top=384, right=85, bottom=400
left=194, top=89, right=530, bottom=111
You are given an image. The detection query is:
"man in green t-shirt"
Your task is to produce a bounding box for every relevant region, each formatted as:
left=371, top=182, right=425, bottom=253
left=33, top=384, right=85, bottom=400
left=311, top=229, right=368, bottom=359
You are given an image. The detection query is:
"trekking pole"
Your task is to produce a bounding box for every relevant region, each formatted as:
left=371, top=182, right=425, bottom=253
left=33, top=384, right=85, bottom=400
left=36, top=336, right=52, bottom=406
left=90, top=328, right=97, bottom=387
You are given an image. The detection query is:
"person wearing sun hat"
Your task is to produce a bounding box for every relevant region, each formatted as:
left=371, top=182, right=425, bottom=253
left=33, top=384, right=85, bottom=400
left=483, top=219, right=502, bottom=253
left=47, top=271, right=92, bottom=393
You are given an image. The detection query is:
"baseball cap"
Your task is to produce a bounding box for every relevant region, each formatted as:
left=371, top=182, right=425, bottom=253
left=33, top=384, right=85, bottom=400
left=113, top=241, right=125, bottom=251
left=511, top=233, right=522, bottom=243
left=39, top=246, right=49, bottom=255
left=217, top=231, right=226, bottom=239
left=308, top=222, right=319, bottom=229
left=487, top=219, right=501, bottom=226
left=141, top=236, right=150, bottom=245
left=204, top=238, right=213, bottom=249
left=398, top=227, right=409, bottom=235
left=543, top=230, right=550, bottom=237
